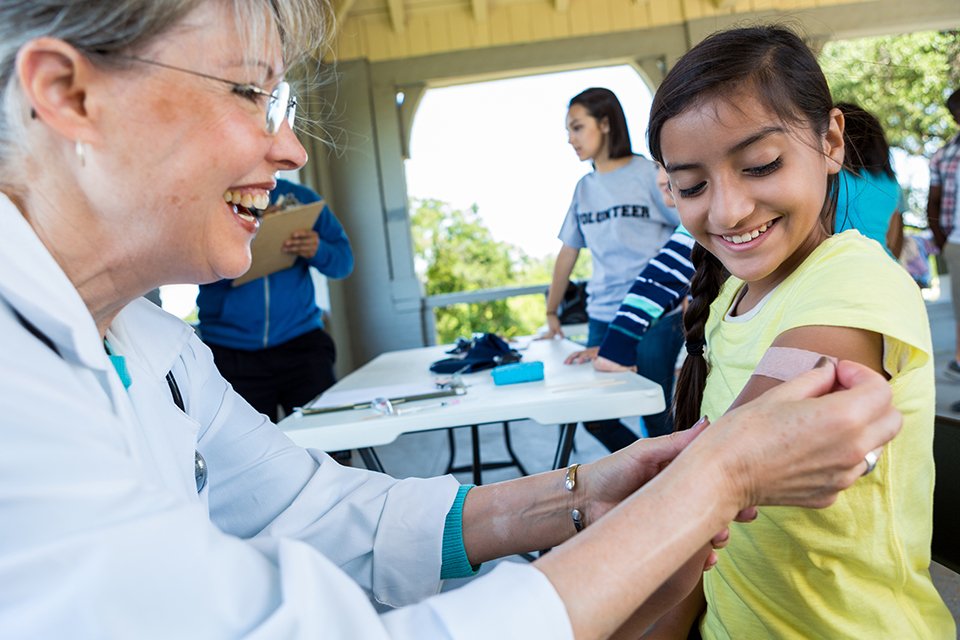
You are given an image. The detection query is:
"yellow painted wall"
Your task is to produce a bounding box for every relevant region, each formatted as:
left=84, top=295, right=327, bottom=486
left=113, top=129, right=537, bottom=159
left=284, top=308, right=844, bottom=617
left=332, top=0, right=873, bottom=62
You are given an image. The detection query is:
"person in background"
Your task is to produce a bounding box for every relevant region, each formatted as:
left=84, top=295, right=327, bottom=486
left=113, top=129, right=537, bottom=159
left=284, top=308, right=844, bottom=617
left=198, top=178, right=353, bottom=459
left=544, top=88, right=683, bottom=444
left=564, top=167, right=694, bottom=427
left=834, top=102, right=903, bottom=258
left=0, top=1, right=905, bottom=637
left=927, top=89, right=960, bottom=383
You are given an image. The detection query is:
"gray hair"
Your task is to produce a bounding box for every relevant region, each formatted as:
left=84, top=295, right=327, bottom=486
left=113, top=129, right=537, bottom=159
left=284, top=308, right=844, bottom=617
left=0, top=0, right=330, bottom=184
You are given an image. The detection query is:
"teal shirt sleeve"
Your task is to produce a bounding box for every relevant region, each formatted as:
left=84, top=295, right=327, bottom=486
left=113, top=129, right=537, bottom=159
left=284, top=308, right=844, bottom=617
left=440, top=484, right=480, bottom=579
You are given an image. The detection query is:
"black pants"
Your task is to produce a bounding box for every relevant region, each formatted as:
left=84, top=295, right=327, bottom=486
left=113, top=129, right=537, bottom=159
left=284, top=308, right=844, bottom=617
left=208, top=328, right=337, bottom=423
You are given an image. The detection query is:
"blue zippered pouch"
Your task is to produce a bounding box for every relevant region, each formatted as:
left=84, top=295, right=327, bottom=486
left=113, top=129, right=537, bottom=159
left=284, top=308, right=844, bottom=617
left=491, top=361, right=544, bottom=386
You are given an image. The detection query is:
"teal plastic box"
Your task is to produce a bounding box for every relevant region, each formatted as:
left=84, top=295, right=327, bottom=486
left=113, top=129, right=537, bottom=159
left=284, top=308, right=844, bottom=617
left=491, top=361, right=544, bottom=385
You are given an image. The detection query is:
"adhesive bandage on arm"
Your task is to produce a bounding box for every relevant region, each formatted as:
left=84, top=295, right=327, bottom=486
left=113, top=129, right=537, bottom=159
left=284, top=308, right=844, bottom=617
left=753, top=346, right=838, bottom=382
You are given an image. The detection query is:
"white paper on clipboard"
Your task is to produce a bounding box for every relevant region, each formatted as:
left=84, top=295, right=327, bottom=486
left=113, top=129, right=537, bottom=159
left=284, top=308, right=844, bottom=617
left=232, top=201, right=323, bottom=286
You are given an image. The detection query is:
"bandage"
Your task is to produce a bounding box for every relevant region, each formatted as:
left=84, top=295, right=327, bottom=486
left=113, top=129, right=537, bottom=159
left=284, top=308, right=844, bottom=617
left=753, top=346, right=838, bottom=382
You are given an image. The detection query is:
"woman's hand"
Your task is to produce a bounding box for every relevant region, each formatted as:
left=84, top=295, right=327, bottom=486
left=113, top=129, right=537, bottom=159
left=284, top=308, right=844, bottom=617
left=702, top=359, right=901, bottom=510
left=534, top=360, right=895, bottom=640
left=580, top=420, right=757, bottom=556
left=564, top=346, right=599, bottom=364
left=580, top=419, right=709, bottom=524
left=282, top=229, right=320, bottom=259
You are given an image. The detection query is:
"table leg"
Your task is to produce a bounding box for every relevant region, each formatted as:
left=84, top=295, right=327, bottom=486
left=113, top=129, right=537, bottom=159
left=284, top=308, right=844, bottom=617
left=471, top=425, right=482, bottom=486
left=445, top=428, right=456, bottom=474
left=446, top=423, right=530, bottom=484
left=552, top=423, right=578, bottom=470
left=358, top=447, right=385, bottom=472
left=501, top=422, right=529, bottom=476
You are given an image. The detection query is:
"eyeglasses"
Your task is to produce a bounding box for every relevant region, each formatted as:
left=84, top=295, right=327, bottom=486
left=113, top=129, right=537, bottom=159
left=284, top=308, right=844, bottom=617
left=114, top=55, right=297, bottom=135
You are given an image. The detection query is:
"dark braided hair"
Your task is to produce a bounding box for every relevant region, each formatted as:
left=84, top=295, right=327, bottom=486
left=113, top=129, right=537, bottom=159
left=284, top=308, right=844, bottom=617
left=646, top=25, right=839, bottom=430
left=672, top=245, right=727, bottom=431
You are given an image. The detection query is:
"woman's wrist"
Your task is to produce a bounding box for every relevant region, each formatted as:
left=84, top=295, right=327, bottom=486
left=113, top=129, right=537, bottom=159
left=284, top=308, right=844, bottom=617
left=679, top=432, right=751, bottom=520
left=462, top=467, right=587, bottom=561
left=564, top=463, right=587, bottom=532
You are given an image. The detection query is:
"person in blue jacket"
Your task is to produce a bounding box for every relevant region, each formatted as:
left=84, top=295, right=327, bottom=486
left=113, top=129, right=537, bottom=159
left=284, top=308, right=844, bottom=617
left=198, top=178, right=354, bottom=426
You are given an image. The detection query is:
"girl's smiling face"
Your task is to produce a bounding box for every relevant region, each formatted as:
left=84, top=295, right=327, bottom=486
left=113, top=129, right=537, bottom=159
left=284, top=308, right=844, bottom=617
left=660, top=91, right=844, bottom=299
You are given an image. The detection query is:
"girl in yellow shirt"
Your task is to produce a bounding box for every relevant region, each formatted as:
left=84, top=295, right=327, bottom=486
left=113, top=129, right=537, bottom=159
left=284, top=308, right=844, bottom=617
left=642, top=25, right=954, bottom=639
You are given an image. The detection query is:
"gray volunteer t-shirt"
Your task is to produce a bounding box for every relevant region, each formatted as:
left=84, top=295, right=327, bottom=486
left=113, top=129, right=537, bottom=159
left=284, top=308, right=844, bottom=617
left=558, top=155, right=680, bottom=323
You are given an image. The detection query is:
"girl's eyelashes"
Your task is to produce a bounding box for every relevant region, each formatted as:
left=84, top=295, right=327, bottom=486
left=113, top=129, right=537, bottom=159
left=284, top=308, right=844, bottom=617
left=744, top=157, right=783, bottom=177
left=675, top=157, right=783, bottom=199
left=677, top=181, right=707, bottom=198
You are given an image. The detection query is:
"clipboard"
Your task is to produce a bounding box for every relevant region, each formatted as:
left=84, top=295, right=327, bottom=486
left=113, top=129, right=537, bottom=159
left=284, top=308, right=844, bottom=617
left=232, top=201, right=323, bottom=286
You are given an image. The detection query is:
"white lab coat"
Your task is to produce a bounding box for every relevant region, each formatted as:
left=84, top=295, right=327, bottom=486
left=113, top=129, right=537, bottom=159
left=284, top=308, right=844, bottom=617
left=0, top=194, right=573, bottom=640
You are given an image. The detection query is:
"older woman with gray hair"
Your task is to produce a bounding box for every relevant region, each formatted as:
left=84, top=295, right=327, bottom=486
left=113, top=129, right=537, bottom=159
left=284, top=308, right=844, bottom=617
left=0, top=2, right=901, bottom=638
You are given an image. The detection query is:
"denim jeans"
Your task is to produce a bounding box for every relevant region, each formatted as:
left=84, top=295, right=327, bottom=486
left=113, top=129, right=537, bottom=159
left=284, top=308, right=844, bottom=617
left=587, top=312, right=684, bottom=443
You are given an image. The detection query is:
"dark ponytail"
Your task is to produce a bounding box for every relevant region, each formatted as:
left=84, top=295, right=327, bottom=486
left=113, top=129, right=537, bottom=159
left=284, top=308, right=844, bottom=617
left=569, top=87, right=633, bottom=160
left=673, top=245, right=727, bottom=431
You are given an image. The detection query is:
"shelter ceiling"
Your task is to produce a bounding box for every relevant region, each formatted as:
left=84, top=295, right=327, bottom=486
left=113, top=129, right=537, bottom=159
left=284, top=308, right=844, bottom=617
left=329, top=0, right=880, bottom=62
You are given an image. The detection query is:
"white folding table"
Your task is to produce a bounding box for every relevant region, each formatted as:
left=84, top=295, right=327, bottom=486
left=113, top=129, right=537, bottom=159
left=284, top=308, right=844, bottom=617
left=279, top=338, right=664, bottom=480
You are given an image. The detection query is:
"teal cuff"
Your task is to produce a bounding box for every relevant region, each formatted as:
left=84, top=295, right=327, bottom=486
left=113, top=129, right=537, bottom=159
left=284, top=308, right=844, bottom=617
left=440, top=484, right=480, bottom=579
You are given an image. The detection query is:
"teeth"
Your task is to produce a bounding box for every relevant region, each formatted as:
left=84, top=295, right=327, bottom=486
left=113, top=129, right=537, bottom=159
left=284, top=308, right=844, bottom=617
left=223, top=190, right=270, bottom=210
left=723, top=222, right=773, bottom=245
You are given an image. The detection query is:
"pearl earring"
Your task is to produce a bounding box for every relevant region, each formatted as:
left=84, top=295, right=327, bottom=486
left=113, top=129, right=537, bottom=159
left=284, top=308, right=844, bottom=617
left=75, top=139, right=87, bottom=167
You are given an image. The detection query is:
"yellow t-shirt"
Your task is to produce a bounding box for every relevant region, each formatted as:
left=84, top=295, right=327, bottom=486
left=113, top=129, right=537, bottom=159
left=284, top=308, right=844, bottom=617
left=699, top=231, right=954, bottom=639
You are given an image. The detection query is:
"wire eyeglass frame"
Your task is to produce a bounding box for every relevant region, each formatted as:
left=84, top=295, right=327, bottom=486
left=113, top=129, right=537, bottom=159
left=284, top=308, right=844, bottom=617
left=110, top=54, right=297, bottom=135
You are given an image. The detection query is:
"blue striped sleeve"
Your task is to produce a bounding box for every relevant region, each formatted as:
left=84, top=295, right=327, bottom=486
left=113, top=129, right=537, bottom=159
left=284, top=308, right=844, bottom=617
left=440, top=484, right=480, bottom=579
left=598, top=226, right=694, bottom=366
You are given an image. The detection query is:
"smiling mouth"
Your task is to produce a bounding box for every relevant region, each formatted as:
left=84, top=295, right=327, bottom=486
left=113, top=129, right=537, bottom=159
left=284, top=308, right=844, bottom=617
left=224, top=190, right=269, bottom=223
left=721, top=218, right=779, bottom=244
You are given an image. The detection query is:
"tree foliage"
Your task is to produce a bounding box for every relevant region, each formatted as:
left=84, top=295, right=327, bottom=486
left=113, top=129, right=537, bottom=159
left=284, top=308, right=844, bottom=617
left=410, top=198, right=591, bottom=343
left=820, top=30, right=960, bottom=157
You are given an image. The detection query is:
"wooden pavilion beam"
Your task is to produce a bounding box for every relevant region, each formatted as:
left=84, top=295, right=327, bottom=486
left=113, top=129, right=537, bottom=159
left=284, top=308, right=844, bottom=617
left=472, top=0, right=488, bottom=22
left=334, top=0, right=357, bottom=26
left=387, top=0, right=406, bottom=32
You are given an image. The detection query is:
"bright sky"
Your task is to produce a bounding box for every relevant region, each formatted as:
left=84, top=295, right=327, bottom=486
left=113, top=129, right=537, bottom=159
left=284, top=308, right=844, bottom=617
left=405, top=64, right=655, bottom=260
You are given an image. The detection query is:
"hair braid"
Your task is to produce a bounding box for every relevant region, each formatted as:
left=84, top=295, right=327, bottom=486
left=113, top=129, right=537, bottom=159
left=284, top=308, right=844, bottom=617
left=673, top=244, right=727, bottom=431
